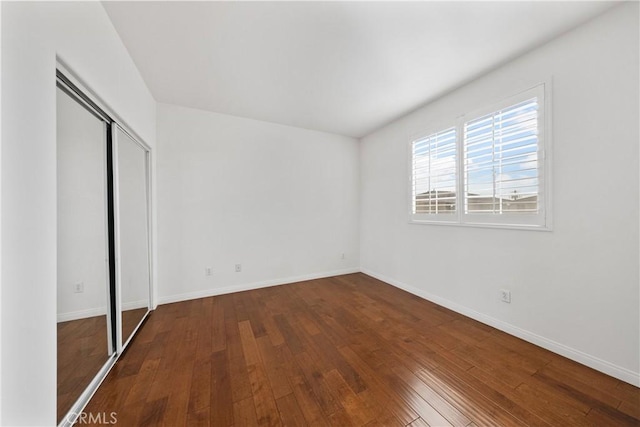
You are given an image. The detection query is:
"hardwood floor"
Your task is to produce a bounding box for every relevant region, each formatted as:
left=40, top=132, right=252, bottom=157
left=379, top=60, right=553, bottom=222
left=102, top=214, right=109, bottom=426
left=83, top=273, right=640, bottom=426
left=58, top=308, right=149, bottom=423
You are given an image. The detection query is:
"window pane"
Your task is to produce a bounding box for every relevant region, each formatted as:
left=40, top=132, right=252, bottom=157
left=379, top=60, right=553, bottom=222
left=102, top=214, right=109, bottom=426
left=412, top=127, right=457, bottom=214
left=463, top=98, right=539, bottom=214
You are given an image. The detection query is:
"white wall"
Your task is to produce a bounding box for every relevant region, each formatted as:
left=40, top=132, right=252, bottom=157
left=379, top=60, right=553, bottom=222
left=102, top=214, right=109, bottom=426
left=157, top=103, right=359, bottom=303
left=1, top=2, right=156, bottom=425
left=360, top=3, right=639, bottom=385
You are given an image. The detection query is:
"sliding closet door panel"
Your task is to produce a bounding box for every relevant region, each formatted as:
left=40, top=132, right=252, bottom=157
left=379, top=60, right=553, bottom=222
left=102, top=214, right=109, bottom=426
left=56, top=86, right=111, bottom=423
left=115, top=126, right=151, bottom=347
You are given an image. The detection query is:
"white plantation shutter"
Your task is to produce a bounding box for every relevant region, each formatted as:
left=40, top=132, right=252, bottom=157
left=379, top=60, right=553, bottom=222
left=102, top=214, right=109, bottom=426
left=464, top=96, right=541, bottom=215
left=411, top=127, right=457, bottom=216
left=408, top=83, right=549, bottom=229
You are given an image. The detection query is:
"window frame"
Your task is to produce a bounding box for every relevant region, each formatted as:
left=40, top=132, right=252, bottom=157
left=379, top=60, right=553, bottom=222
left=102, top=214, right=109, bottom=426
left=408, top=82, right=552, bottom=231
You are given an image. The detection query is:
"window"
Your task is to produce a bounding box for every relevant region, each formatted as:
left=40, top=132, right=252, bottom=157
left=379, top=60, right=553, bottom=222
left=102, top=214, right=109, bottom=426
left=409, top=84, right=550, bottom=229
left=411, top=127, right=457, bottom=219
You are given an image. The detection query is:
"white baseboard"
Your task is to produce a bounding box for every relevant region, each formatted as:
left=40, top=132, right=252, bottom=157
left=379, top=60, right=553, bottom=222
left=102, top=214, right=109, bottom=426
left=57, top=307, right=106, bottom=323
left=57, top=300, right=148, bottom=323
left=158, top=267, right=361, bottom=305
left=361, top=268, right=640, bottom=387
left=122, top=299, right=149, bottom=311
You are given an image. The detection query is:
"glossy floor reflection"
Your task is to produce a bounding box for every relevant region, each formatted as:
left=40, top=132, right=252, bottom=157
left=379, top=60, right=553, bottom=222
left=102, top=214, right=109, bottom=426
left=122, top=307, right=149, bottom=346
left=83, top=273, right=640, bottom=426
left=58, top=309, right=148, bottom=423
left=57, top=315, right=109, bottom=422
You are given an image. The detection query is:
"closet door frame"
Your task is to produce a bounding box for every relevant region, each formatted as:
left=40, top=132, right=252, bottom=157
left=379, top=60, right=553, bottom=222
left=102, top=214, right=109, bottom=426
left=56, top=62, right=154, bottom=427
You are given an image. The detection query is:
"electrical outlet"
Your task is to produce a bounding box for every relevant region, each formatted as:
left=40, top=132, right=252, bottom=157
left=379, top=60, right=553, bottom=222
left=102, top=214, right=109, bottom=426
left=205, top=267, right=212, bottom=276
left=235, top=264, right=242, bottom=273
left=74, top=282, right=84, bottom=293
left=500, top=289, right=511, bottom=303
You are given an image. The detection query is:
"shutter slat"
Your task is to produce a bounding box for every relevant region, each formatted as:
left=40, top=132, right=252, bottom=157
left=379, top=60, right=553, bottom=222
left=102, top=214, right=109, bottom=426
left=463, top=96, right=540, bottom=214
left=466, top=152, right=537, bottom=170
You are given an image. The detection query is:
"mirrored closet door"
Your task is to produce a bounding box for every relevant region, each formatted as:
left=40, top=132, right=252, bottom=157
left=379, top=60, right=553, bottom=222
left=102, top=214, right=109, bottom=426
left=56, top=83, right=114, bottom=424
left=114, top=126, right=152, bottom=350
left=56, top=70, right=152, bottom=427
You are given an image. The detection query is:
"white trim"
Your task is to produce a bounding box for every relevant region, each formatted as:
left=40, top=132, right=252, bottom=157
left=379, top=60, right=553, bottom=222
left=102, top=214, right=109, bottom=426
left=146, top=148, right=155, bottom=311
left=0, top=2, right=3, bottom=418
left=361, top=268, right=640, bottom=387
left=112, top=127, right=124, bottom=354
left=158, top=268, right=360, bottom=305
left=409, top=218, right=552, bottom=232
left=542, top=77, right=554, bottom=231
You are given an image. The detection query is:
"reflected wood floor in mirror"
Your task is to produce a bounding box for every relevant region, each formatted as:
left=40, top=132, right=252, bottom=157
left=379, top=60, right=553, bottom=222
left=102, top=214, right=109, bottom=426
left=123, top=308, right=150, bottom=345
left=83, top=273, right=640, bottom=426
left=57, top=315, right=108, bottom=422
left=58, top=309, right=148, bottom=422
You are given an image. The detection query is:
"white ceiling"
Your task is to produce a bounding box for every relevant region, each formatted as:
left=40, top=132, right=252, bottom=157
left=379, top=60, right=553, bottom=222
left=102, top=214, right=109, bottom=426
left=103, top=1, right=616, bottom=138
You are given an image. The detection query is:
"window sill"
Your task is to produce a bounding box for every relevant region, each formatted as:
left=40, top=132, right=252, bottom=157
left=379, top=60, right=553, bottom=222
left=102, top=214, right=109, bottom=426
left=408, top=218, right=552, bottom=232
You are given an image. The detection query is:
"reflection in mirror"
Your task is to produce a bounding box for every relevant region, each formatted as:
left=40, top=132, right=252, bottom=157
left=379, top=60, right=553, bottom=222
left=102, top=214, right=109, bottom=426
left=56, top=86, right=112, bottom=423
left=116, top=127, right=151, bottom=346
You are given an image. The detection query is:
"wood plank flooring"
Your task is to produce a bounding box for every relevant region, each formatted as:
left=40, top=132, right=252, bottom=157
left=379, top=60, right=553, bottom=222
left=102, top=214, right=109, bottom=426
left=82, top=273, right=640, bottom=426
left=58, top=308, right=149, bottom=423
